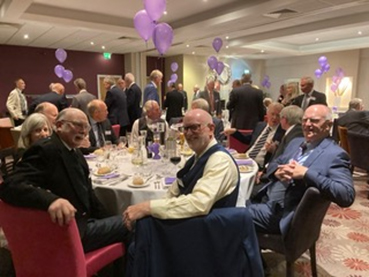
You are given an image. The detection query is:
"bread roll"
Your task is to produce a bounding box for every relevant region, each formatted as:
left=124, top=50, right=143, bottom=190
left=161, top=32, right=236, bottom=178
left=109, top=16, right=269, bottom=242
left=97, top=166, right=111, bottom=175
left=94, top=149, right=104, bottom=156
left=133, top=175, right=144, bottom=185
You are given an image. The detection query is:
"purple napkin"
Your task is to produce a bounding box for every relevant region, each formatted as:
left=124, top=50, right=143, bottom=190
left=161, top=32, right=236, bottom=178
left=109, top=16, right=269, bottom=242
left=84, top=154, right=96, bottom=160
left=226, top=148, right=237, bottom=154
left=236, top=159, right=254, bottom=166
left=98, top=173, right=120, bottom=179
left=165, top=177, right=176, bottom=185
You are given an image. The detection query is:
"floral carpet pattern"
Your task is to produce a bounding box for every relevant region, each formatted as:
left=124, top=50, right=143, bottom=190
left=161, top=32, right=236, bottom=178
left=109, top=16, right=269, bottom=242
left=265, top=173, right=369, bottom=277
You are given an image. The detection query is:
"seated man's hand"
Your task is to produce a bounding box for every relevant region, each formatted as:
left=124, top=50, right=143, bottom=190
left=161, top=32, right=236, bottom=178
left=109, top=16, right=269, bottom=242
left=290, top=160, right=308, bottom=180
left=123, top=202, right=151, bottom=231
left=265, top=141, right=277, bottom=153
left=223, top=128, right=236, bottom=136
left=48, top=198, right=77, bottom=226
left=275, top=163, right=296, bottom=182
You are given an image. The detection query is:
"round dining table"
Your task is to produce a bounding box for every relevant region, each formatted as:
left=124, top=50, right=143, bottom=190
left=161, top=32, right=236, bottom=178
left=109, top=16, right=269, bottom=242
left=87, top=150, right=258, bottom=215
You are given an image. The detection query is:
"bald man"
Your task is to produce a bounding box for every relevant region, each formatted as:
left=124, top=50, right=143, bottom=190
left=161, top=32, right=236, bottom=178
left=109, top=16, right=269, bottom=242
left=124, top=109, right=240, bottom=229
left=35, top=102, right=59, bottom=125
left=28, top=83, right=68, bottom=114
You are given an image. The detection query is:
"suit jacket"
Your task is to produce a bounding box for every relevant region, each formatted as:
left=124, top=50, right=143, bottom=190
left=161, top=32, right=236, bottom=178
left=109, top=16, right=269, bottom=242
left=232, top=122, right=285, bottom=167
left=227, top=84, right=264, bottom=130
left=164, top=90, right=184, bottom=123
left=105, top=85, right=130, bottom=127
left=143, top=82, right=159, bottom=105
left=84, top=118, right=117, bottom=153
left=179, top=90, right=188, bottom=111
left=271, top=124, right=303, bottom=161
left=292, top=90, right=327, bottom=109
left=0, top=133, right=108, bottom=237
left=6, top=88, right=27, bottom=119
left=71, top=90, right=96, bottom=115
left=28, top=91, right=68, bottom=114
left=213, top=117, right=225, bottom=143
left=257, top=137, right=355, bottom=236
left=198, top=90, right=221, bottom=116
left=126, top=83, right=142, bottom=125
left=336, top=110, right=369, bottom=136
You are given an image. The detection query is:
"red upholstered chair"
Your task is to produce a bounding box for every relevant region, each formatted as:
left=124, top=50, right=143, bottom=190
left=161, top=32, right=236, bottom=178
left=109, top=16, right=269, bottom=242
left=0, top=201, right=125, bottom=277
left=228, top=129, right=252, bottom=153
left=112, top=124, right=120, bottom=138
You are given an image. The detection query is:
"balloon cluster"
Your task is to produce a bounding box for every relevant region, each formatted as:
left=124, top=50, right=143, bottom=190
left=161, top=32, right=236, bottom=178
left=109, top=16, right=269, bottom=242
left=314, top=56, right=330, bottom=78
left=207, top=37, right=225, bottom=76
left=261, top=75, right=271, bottom=89
left=331, top=67, right=345, bottom=94
left=133, top=0, right=173, bottom=55
left=167, top=62, right=178, bottom=87
left=54, top=48, right=73, bottom=83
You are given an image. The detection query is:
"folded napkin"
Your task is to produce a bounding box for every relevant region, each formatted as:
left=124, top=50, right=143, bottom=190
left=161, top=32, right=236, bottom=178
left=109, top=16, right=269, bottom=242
left=226, top=148, right=237, bottom=154
left=84, top=154, right=96, bottom=160
left=98, top=173, right=120, bottom=179
left=165, top=177, right=176, bottom=185
left=236, top=159, right=254, bottom=166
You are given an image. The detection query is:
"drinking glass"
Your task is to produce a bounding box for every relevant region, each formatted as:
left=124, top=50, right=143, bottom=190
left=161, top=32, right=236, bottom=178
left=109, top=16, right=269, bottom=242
left=119, top=136, right=127, bottom=148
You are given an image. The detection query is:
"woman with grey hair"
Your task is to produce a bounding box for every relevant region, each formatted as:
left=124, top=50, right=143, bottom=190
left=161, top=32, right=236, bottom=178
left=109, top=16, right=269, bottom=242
left=18, top=113, right=52, bottom=150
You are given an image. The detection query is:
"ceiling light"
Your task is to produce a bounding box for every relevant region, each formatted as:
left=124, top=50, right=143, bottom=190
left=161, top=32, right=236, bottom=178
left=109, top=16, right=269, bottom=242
left=163, top=11, right=167, bottom=15
left=358, top=31, right=362, bottom=35
left=203, top=0, right=208, bottom=2
left=23, top=34, right=29, bottom=39
left=315, top=38, right=319, bottom=41
left=225, top=36, right=229, bottom=40
left=90, top=42, right=94, bottom=45
left=192, top=51, right=195, bottom=55
left=226, top=45, right=229, bottom=49
left=261, top=50, right=265, bottom=53
left=102, top=46, right=105, bottom=50
left=186, top=44, right=190, bottom=48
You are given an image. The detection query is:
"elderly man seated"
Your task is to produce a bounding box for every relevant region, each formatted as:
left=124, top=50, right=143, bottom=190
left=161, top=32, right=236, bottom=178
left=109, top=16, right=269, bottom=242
left=248, top=104, right=355, bottom=237
left=131, top=100, right=169, bottom=145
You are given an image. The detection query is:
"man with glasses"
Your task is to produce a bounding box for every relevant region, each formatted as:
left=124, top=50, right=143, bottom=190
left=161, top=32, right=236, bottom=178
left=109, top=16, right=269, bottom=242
left=0, top=108, right=129, bottom=253
left=123, top=109, right=240, bottom=229
left=248, top=104, right=355, bottom=238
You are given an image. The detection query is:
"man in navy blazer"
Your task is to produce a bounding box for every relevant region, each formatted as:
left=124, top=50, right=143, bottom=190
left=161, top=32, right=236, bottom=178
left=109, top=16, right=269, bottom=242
left=103, top=76, right=129, bottom=136
left=143, top=70, right=163, bottom=106
left=125, top=73, right=142, bottom=131
left=248, top=104, right=355, bottom=237
left=292, top=76, right=327, bottom=110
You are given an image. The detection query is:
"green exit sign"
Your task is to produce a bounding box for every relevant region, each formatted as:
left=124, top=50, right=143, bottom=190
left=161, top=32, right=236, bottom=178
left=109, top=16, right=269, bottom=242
left=103, top=52, right=111, bottom=59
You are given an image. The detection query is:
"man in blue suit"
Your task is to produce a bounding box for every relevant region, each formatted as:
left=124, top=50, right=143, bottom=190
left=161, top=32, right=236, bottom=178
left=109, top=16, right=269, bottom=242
left=248, top=104, right=355, bottom=237
left=143, top=69, right=163, bottom=106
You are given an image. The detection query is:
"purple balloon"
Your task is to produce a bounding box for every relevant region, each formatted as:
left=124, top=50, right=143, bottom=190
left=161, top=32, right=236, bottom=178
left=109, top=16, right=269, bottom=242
left=171, top=73, right=178, bottom=83
left=207, top=56, right=217, bottom=70
left=144, top=0, right=166, bottom=21
left=266, top=82, right=271, bottom=89
left=331, top=83, right=338, bottom=92
left=152, top=23, right=173, bottom=55
left=62, top=69, right=73, bottom=83
left=167, top=80, right=174, bottom=87
left=315, top=68, right=323, bottom=78
left=318, top=56, right=327, bottom=67
left=216, top=61, right=224, bottom=75
left=55, top=48, right=67, bottom=63
left=323, top=63, right=330, bottom=72
left=332, top=75, right=338, bottom=83
left=212, top=37, right=223, bottom=53
left=171, top=62, right=178, bottom=72
left=134, top=9, right=155, bottom=42
left=54, top=65, right=65, bottom=78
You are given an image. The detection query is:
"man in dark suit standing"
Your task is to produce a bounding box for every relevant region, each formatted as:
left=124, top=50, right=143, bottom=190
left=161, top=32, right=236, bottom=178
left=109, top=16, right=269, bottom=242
left=198, top=78, right=221, bottom=117
left=104, top=76, right=129, bottom=136
left=164, top=83, right=184, bottom=123
left=177, top=83, right=188, bottom=112
left=85, top=99, right=117, bottom=152
left=143, top=70, right=163, bottom=106
left=227, top=73, right=264, bottom=131
left=292, top=76, right=327, bottom=110
left=28, top=83, right=68, bottom=114
left=71, top=78, right=96, bottom=116
left=0, top=108, right=129, bottom=253
left=124, top=73, right=142, bottom=131
left=248, top=105, right=355, bottom=237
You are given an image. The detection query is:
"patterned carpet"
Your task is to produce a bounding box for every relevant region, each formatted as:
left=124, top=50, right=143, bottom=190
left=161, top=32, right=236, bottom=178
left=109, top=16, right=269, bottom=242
left=265, top=172, right=369, bottom=277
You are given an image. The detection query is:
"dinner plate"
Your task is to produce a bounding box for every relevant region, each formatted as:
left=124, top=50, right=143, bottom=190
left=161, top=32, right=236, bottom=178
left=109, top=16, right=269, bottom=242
left=127, top=183, right=150, bottom=188
left=239, top=165, right=253, bottom=173
left=234, top=153, right=249, bottom=159
left=180, top=150, right=193, bottom=156
left=93, top=170, right=116, bottom=177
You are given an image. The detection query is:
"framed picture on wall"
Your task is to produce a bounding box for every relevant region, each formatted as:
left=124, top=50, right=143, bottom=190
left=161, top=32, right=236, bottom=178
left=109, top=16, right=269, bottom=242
left=97, top=74, right=122, bottom=101
left=325, top=77, right=353, bottom=110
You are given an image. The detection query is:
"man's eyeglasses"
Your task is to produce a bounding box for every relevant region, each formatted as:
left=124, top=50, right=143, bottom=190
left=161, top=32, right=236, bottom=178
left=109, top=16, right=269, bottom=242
left=302, top=117, right=323, bottom=124
left=62, top=120, right=91, bottom=131
left=183, top=123, right=208, bottom=132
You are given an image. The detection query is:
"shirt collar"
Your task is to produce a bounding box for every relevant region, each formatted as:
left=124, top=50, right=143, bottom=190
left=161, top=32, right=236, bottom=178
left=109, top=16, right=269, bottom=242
left=196, top=138, right=217, bottom=159
left=285, top=124, right=296, bottom=135
left=151, top=81, right=157, bottom=88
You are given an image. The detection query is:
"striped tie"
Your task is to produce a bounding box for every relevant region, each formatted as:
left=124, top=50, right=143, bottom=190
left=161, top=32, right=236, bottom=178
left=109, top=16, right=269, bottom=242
left=248, top=127, right=271, bottom=159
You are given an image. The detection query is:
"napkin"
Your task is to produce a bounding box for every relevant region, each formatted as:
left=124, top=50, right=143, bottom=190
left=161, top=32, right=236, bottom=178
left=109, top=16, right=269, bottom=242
left=226, top=148, right=237, bottom=154
left=98, top=173, right=120, bottom=179
left=165, top=177, right=176, bottom=185
left=84, top=154, right=96, bottom=160
left=236, top=159, right=254, bottom=166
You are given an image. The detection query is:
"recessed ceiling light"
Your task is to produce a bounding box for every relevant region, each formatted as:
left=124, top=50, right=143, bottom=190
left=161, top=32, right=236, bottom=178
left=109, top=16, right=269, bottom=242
left=102, top=46, right=105, bottom=50
left=23, top=34, right=29, bottom=39
left=226, top=45, right=229, bottom=49
left=225, top=36, right=229, bottom=40
left=315, top=38, right=319, bottom=41
left=261, top=50, right=265, bottom=53
left=192, top=51, right=195, bottom=55
left=90, top=42, right=94, bottom=45
left=358, top=31, right=362, bottom=35
left=186, top=44, right=190, bottom=48
left=163, top=11, right=167, bottom=15
left=203, top=0, right=208, bottom=2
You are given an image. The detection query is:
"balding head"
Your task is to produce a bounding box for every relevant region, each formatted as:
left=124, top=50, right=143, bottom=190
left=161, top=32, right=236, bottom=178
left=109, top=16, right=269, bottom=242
left=124, top=73, right=135, bottom=86
left=35, top=102, right=58, bottom=125
left=183, top=109, right=214, bottom=155
left=302, top=104, right=332, bottom=143
left=52, top=83, right=65, bottom=95
left=87, top=99, right=108, bottom=122
left=191, top=98, right=210, bottom=113
left=144, top=100, right=161, bottom=120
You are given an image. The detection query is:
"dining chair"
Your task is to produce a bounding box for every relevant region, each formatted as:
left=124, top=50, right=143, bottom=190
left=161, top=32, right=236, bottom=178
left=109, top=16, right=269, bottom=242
left=112, top=124, right=120, bottom=138
left=228, top=129, right=252, bottom=153
left=0, top=201, right=125, bottom=277
left=257, top=187, right=331, bottom=277
left=338, top=126, right=350, bottom=154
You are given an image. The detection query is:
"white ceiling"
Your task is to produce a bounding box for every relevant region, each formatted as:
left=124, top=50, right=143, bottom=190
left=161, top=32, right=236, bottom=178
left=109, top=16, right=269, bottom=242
left=1, top=0, right=369, bottom=59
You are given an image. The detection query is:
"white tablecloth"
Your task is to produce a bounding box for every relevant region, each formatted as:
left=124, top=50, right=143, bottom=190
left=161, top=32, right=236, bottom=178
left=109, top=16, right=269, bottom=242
left=88, top=154, right=258, bottom=215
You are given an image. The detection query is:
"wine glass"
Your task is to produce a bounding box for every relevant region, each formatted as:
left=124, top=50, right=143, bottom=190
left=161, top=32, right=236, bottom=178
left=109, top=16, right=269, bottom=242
left=119, top=136, right=127, bottom=149
left=169, top=155, right=181, bottom=175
